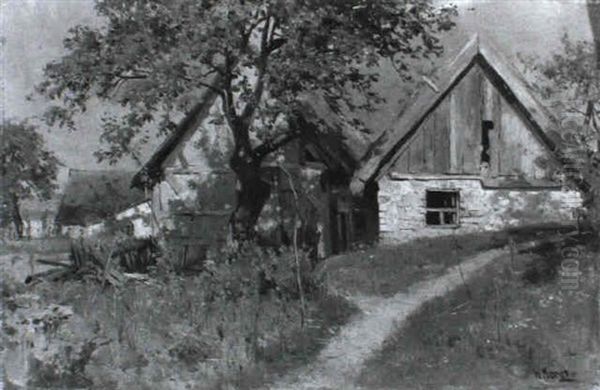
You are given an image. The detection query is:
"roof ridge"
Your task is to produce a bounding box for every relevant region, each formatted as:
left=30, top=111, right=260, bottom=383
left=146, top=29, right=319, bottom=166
left=350, top=35, right=563, bottom=195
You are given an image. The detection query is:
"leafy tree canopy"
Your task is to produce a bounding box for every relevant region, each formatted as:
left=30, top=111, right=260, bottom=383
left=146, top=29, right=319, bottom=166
left=1, top=120, right=60, bottom=201
left=0, top=120, right=60, bottom=236
left=520, top=34, right=600, bottom=227
left=38, top=0, right=456, bottom=164
left=521, top=34, right=600, bottom=149
left=37, top=0, right=456, bottom=238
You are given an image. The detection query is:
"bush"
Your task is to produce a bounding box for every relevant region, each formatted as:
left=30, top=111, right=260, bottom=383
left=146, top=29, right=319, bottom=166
left=5, top=238, right=352, bottom=389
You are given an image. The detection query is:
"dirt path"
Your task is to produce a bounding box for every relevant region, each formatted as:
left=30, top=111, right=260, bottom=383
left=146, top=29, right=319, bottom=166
left=268, top=247, right=513, bottom=390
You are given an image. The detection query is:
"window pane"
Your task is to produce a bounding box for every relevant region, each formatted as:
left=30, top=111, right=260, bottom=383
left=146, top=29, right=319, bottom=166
left=443, top=212, right=456, bottom=225
left=426, top=191, right=458, bottom=208
left=425, top=190, right=459, bottom=226
left=426, top=211, right=441, bottom=225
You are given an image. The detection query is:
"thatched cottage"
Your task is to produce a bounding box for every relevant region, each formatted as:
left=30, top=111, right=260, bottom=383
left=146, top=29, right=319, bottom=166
left=132, top=35, right=584, bottom=256
left=130, top=86, right=380, bottom=260
left=350, top=36, right=583, bottom=243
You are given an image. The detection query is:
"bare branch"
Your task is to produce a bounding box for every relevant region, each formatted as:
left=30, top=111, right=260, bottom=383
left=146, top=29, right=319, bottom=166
left=239, top=14, right=271, bottom=129
left=255, top=130, right=298, bottom=159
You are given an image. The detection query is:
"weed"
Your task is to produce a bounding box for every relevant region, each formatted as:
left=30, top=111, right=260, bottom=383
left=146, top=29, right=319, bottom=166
left=4, top=239, right=356, bottom=389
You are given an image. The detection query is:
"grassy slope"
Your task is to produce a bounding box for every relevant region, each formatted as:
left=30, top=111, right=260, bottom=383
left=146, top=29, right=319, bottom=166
left=358, top=233, right=600, bottom=389
left=244, top=293, right=358, bottom=389
left=2, top=246, right=357, bottom=390
left=320, top=225, right=575, bottom=297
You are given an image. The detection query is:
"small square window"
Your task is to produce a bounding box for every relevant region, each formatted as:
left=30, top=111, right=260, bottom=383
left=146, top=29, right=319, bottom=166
left=425, top=190, right=460, bottom=227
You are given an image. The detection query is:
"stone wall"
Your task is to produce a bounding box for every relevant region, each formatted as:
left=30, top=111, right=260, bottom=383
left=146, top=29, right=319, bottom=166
left=378, top=176, right=583, bottom=244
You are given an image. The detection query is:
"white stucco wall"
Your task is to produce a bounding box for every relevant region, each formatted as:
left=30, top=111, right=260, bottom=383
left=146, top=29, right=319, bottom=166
left=61, top=225, right=85, bottom=238
left=23, top=220, right=44, bottom=239
left=378, top=176, right=583, bottom=244
left=84, top=222, right=105, bottom=237
left=116, top=201, right=153, bottom=238
left=61, top=202, right=154, bottom=239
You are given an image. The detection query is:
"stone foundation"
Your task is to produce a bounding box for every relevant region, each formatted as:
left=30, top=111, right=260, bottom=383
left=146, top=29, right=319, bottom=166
left=378, top=176, right=583, bottom=244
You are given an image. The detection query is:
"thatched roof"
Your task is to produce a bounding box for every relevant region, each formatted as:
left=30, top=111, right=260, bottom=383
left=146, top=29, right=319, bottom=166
left=133, top=33, right=567, bottom=195
left=56, top=169, right=147, bottom=226
left=131, top=83, right=362, bottom=189
left=349, top=35, right=565, bottom=195
left=130, top=35, right=458, bottom=189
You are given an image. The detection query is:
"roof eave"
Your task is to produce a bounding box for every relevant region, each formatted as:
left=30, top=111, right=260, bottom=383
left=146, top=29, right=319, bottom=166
left=350, top=35, right=567, bottom=195
left=350, top=35, right=481, bottom=194
left=131, top=80, right=221, bottom=190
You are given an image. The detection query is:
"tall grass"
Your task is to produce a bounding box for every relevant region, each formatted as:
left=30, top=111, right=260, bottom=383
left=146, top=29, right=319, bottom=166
left=4, top=239, right=356, bottom=389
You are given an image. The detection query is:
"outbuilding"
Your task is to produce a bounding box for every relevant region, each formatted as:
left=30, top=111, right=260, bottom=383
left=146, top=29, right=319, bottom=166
left=350, top=36, right=583, bottom=243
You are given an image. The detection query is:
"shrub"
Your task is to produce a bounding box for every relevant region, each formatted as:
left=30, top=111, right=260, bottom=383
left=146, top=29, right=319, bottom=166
left=5, top=232, right=353, bottom=389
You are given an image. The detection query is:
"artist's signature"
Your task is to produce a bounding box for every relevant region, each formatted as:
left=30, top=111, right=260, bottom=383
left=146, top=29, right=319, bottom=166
left=534, top=368, right=576, bottom=382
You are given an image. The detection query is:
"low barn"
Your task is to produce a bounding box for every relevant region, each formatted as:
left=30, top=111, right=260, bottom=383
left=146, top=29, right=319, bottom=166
left=56, top=169, right=151, bottom=238
left=131, top=89, right=379, bottom=259
left=133, top=35, right=579, bottom=252
left=350, top=36, right=583, bottom=243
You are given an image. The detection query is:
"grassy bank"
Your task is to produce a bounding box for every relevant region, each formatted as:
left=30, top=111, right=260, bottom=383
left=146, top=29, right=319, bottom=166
left=358, top=232, right=600, bottom=389
left=320, top=224, right=575, bottom=297
left=2, top=243, right=357, bottom=389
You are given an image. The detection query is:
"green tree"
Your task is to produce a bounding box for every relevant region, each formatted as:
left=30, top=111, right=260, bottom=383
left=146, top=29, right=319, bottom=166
left=520, top=33, right=600, bottom=230
left=37, top=0, right=455, bottom=239
left=0, top=120, right=60, bottom=239
left=521, top=29, right=600, bottom=353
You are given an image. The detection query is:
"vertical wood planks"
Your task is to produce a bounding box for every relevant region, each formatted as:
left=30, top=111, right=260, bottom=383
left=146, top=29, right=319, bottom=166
left=500, top=95, right=519, bottom=175
left=481, top=74, right=502, bottom=177
left=450, top=64, right=482, bottom=174
left=409, top=131, right=424, bottom=173
left=422, top=115, right=435, bottom=173
left=387, top=59, right=555, bottom=182
left=390, top=83, right=453, bottom=175
left=434, top=98, right=451, bottom=173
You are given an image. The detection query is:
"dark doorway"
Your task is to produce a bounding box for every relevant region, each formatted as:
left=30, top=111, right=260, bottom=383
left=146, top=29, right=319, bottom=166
left=330, top=192, right=352, bottom=254
left=481, top=120, right=494, bottom=164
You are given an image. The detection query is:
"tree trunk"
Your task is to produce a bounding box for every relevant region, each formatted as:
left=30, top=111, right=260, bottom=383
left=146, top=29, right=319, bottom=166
left=229, top=148, right=271, bottom=241
left=10, top=194, right=23, bottom=239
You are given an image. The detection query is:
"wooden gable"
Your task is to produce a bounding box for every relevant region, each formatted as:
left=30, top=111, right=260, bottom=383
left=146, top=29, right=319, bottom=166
left=350, top=36, right=566, bottom=194
left=389, top=61, right=557, bottom=182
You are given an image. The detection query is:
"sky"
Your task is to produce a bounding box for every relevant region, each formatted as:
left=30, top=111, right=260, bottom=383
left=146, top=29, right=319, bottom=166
left=0, top=0, right=595, bottom=179
left=0, top=0, right=141, bottom=176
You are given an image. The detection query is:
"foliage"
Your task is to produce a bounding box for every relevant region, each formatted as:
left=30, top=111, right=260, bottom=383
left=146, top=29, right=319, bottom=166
left=27, top=233, right=159, bottom=286
left=38, top=0, right=456, bottom=154
left=0, top=120, right=60, bottom=237
left=36, top=0, right=457, bottom=237
left=70, top=235, right=158, bottom=275
left=520, top=35, right=600, bottom=147
left=520, top=34, right=600, bottom=227
left=0, top=120, right=59, bottom=201
left=3, top=239, right=356, bottom=389
left=2, top=295, right=102, bottom=389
